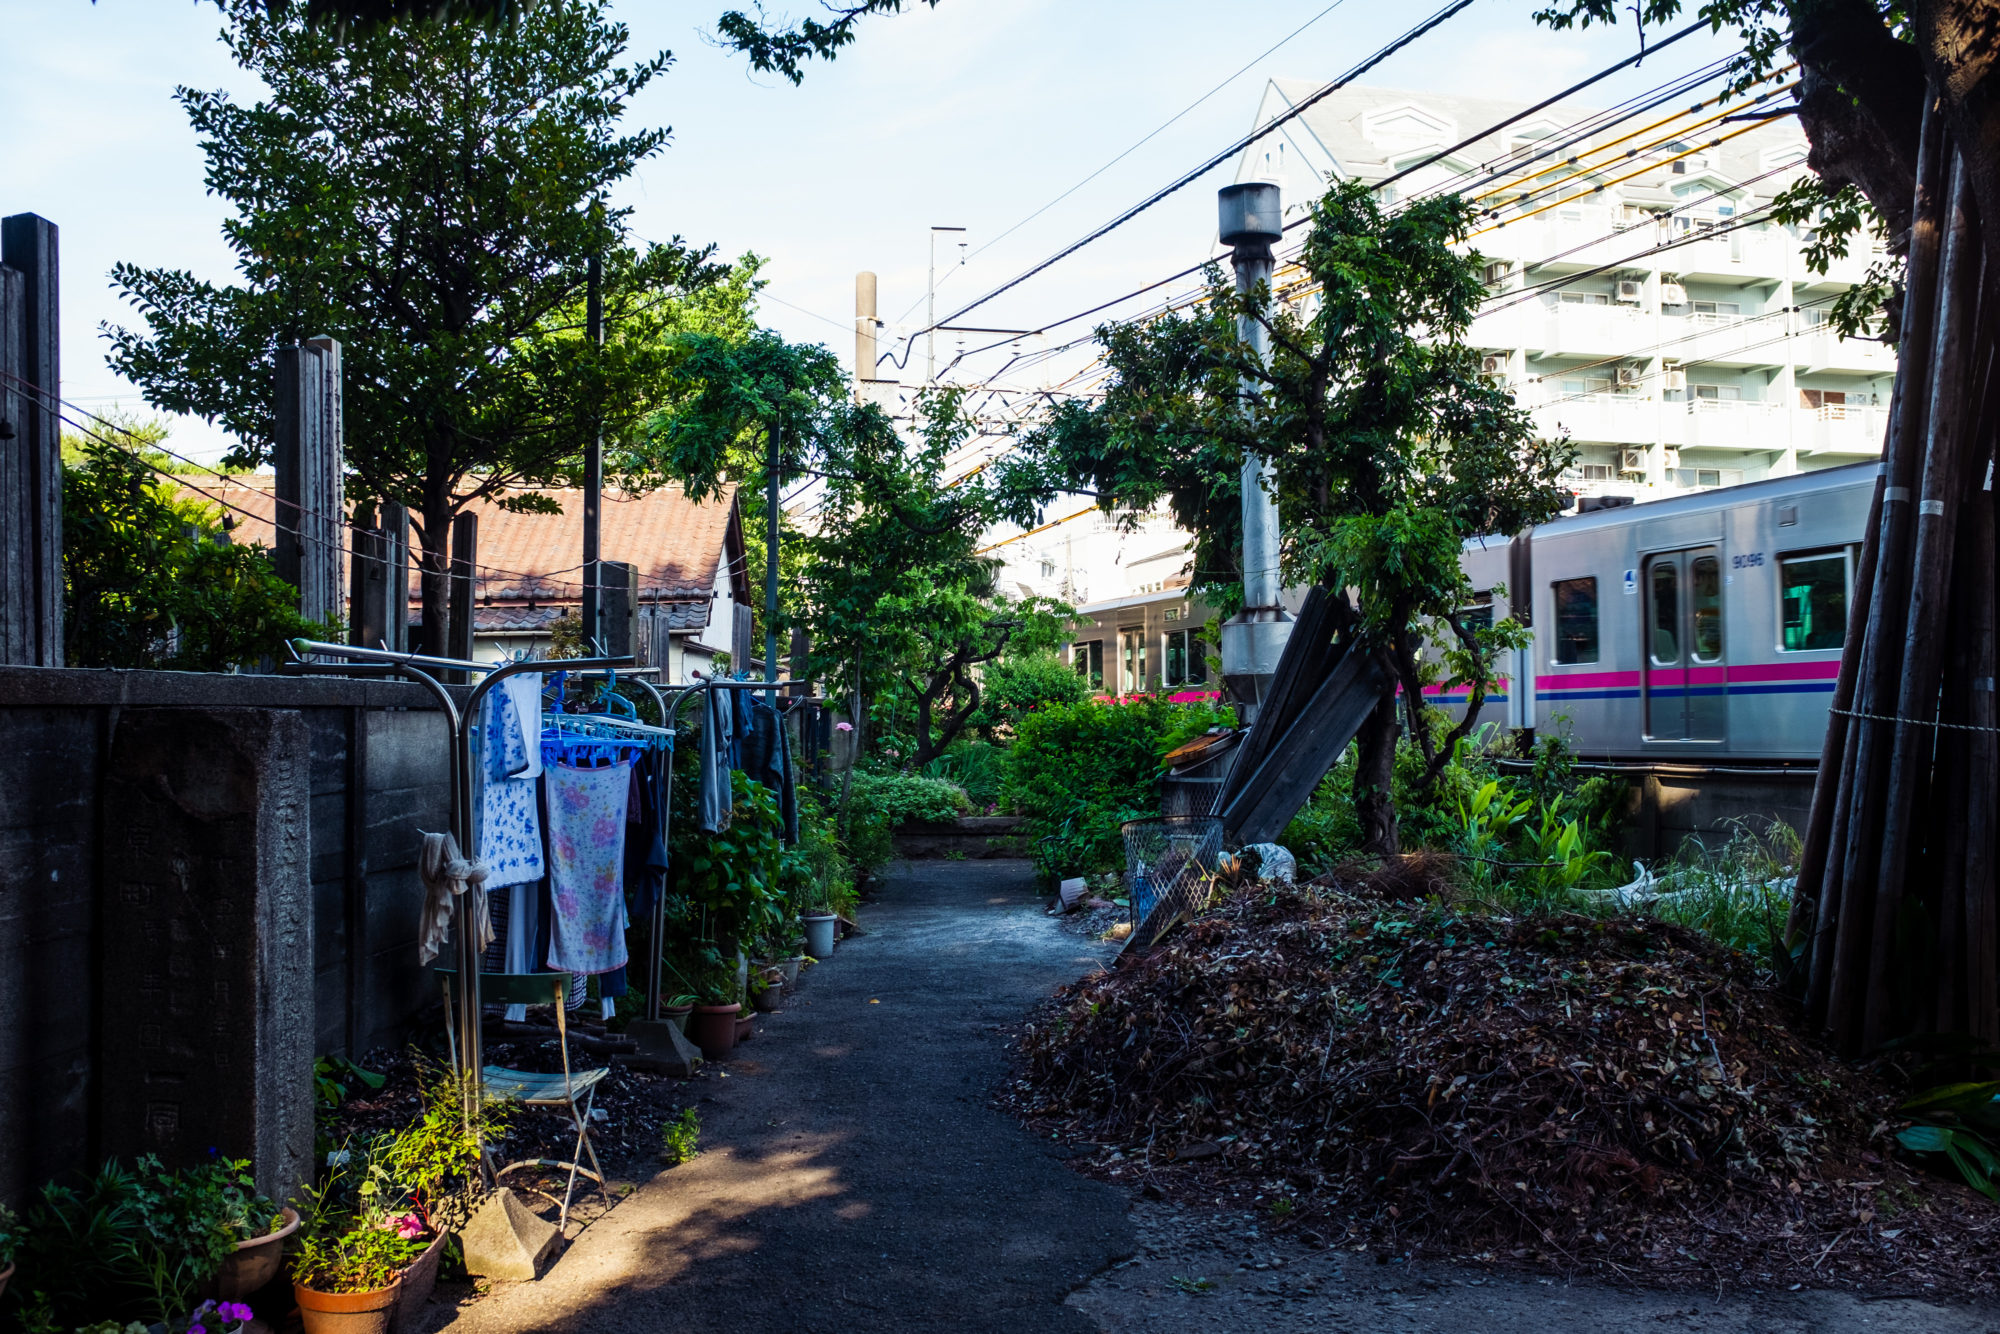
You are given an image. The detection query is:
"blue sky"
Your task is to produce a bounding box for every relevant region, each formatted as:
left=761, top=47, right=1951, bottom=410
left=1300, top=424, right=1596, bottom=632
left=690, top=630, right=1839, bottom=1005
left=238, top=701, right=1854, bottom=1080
left=2, top=0, right=1737, bottom=461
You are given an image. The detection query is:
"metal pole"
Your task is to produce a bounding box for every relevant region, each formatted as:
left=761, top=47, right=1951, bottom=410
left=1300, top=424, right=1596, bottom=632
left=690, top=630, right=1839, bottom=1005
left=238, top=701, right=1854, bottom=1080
left=766, top=417, right=781, bottom=705
left=1215, top=182, right=1292, bottom=724
left=855, top=271, right=878, bottom=391
left=926, top=226, right=965, bottom=385
left=583, top=246, right=604, bottom=649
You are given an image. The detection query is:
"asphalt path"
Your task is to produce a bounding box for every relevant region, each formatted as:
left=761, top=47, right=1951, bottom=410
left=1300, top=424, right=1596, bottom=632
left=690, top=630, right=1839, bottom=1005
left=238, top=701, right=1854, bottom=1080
left=437, top=857, right=1131, bottom=1334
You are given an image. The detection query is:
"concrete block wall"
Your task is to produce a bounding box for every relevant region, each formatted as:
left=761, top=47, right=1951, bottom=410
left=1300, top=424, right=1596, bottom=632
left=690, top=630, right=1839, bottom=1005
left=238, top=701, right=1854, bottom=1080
left=0, top=668, right=456, bottom=1206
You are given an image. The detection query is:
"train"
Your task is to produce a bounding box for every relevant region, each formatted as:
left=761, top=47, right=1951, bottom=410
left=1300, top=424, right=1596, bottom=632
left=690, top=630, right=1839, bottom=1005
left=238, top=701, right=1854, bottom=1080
left=1442, top=461, right=1875, bottom=763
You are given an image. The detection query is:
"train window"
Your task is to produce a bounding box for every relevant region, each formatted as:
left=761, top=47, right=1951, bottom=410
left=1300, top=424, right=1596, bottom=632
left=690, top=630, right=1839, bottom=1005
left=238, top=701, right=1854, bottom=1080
left=1649, top=563, right=1681, bottom=664
left=1162, top=628, right=1208, bottom=688
left=1779, top=551, right=1847, bottom=651
left=1073, top=640, right=1105, bottom=689
left=1690, top=555, right=1723, bottom=662
left=1552, top=578, right=1599, bottom=664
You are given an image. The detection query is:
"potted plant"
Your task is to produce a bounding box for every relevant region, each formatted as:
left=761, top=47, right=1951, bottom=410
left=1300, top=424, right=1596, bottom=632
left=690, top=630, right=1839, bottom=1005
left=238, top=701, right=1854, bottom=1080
left=291, top=1155, right=424, bottom=1334
left=751, top=967, right=785, bottom=1014
left=686, top=953, right=743, bottom=1061
left=374, top=1062, right=508, bottom=1323
left=662, top=993, right=697, bottom=1034
left=212, top=1161, right=296, bottom=1299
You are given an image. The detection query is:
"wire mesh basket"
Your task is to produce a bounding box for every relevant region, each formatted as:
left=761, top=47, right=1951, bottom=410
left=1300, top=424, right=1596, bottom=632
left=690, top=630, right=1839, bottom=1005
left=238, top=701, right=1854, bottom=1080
left=1121, top=815, right=1224, bottom=942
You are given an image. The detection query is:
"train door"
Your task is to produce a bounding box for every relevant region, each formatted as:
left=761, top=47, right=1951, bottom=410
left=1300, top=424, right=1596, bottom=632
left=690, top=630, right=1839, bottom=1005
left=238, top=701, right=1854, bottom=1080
left=1642, top=547, right=1725, bottom=741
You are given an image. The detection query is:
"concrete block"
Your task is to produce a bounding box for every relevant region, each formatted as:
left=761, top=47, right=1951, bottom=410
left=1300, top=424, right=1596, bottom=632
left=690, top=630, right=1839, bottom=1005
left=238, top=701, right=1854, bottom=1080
left=98, top=708, right=316, bottom=1206
left=460, top=1187, right=561, bottom=1280
left=622, top=1019, right=702, bottom=1076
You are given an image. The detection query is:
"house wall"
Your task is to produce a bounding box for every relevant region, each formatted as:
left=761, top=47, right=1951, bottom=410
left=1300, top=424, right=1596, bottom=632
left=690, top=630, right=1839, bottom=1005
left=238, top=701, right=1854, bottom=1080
left=0, top=668, right=455, bottom=1205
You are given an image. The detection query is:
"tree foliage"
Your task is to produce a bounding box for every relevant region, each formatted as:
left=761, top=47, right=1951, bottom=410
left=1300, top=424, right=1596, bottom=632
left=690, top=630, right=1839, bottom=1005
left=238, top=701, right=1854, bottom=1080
left=61, top=424, right=324, bottom=672
left=1001, top=180, right=1569, bottom=851
left=106, top=0, right=726, bottom=647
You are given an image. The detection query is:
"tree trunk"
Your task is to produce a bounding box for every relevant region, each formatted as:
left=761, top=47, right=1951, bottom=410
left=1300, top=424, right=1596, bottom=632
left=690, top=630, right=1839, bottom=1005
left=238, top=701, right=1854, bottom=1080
left=1354, top=689, right=1401, bottom=858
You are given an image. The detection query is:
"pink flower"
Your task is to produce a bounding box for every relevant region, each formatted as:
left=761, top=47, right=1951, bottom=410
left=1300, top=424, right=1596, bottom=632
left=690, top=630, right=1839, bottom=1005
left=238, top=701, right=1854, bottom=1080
left=834, top=722, right=853, bottom=733
left=391, top=1212, right=426, bottom=1239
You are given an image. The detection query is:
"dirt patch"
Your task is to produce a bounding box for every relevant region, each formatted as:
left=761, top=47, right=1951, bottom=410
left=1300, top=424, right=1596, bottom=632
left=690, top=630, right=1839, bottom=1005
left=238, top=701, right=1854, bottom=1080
left=1003, top=882, right=2000, bottom=1294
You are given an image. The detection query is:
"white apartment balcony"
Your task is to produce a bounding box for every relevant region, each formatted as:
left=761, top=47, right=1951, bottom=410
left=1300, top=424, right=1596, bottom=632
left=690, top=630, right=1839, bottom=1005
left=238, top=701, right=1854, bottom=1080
left=1670, top=224, right=1793, bottom=283
left=1538, top=302, right=1651, bottom=358
left=1798, top=237, right=1892, bottom=289
left=1801, top=403, right=1890, bottom=457
left=1663, top=311, right=1780, bottom=368
left=1514, top=391, right=1888, bottom=461
left=1529, top=392, right=1679, bottom=447
left=1799, top=319, right=1897, bottom=374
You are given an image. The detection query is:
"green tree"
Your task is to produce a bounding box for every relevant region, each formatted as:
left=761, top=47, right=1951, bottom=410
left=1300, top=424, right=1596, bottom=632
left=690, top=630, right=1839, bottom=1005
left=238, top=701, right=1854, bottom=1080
left=62, top=423, right=323, bottom=671
left=106, top=0, right=724, bottom=652
left=971, top=650, right=1092, bottom=740
left=1001, top=180, right=1569, bottom=854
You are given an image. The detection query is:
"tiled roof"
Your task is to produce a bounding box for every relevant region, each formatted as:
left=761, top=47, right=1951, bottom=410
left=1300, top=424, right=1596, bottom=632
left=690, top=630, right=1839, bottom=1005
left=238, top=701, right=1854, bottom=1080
left=180, top=474, right=748, bottom=609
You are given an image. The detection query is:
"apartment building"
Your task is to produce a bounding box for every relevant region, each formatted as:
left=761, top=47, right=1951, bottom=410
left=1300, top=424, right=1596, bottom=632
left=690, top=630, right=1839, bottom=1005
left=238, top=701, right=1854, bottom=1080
left=1235, top=81, right=1894, bottom=499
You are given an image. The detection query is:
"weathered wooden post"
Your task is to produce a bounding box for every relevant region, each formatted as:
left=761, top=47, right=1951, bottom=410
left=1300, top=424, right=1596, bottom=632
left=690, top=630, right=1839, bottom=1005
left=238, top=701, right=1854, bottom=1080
left=349, top=502, right=411, bottom=653
left=274, top=338, right=345, bottom=628
left=600, top=560, right=637, bottom=659
left=0, top=213, right=63, bottom=667
left=448, top=512, right=478, bottom=678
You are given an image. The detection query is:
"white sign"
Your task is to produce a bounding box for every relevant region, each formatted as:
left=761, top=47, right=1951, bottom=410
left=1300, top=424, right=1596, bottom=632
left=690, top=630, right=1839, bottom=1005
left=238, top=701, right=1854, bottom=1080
left=1623, top=569, right=1637, bottom=595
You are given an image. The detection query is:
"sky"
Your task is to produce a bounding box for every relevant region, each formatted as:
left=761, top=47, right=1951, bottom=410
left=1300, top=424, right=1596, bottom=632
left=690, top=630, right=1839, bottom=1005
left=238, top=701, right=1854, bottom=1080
left=1, top=0, right=1741, bottom=464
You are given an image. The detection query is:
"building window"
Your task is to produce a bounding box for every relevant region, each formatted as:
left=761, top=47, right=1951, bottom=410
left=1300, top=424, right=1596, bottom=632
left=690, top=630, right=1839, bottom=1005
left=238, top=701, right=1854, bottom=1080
left=1780, top=550, right=1848, bottom=651
left=1671, top=467, right=1743, bottom=489
left=1579, top=463, right=1615, bottom=480
left=1561, top=377, right=1612, bottom=396
left=1118, top=626, right=1148, bottom=694
left=1163, top=628, right=1208, bottom=688
left=1558, top=290, right=1610, bottom=305
left=1552, top=577, right=1599, bottom=664
left=1073, top=639, right=1104, bottom=689
left=1691, top=383, right=1743, bottom=401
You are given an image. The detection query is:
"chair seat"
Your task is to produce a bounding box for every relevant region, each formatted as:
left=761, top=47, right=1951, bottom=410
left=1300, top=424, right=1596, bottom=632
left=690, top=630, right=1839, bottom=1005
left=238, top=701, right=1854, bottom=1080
left=481, top=1064, right=609, bottom=1106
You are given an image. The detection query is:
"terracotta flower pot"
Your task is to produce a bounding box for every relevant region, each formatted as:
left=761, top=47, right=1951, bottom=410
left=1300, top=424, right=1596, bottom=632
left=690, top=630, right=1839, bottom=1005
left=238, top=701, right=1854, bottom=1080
left=216, top=1206, right=300, bottom=1299
left=391, top=1232, right=448, bottom=1332
left=689, top=1003, right=740, bottom=1060
left=294, top=1277, right=401, bottom=1334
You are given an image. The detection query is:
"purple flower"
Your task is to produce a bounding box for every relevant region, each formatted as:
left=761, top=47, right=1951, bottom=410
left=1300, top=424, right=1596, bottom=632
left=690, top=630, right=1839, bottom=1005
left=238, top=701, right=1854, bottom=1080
left=190, top=1324, right=207, bottom=1334
left=221, top=1303, right=256, bottom=1324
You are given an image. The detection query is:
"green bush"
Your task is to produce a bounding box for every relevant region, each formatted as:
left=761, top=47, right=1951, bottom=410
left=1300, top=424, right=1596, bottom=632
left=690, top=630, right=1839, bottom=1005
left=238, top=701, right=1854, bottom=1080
left=923, top=740, right=1009, bottom=809
left=1007, top=696, right=1233, bottom=881
left=972, top=651, right=1090, bottom=738
left=847, top=771, right=971, bottom=826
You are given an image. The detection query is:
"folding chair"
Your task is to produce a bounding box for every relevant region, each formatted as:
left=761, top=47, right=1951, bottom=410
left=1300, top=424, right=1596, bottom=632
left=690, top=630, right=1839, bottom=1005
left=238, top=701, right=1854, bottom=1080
left=437, top=968, right=614, bottom=1229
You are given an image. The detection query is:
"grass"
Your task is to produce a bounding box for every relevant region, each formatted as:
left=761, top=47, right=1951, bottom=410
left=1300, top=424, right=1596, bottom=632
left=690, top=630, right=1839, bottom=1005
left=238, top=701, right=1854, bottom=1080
left=1169, top=1276, right=1216, bottom=1295
left=661, top=1107, right=700, bottom=1166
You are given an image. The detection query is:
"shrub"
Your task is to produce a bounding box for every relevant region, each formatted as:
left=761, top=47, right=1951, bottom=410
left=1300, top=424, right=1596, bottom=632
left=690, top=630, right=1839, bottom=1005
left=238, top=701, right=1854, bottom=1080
left=847, top=772, right=971, bottom=827
left=923, top=740, right=1009, bottom=809
left=1007, top=697, right=1233, bottom=881
left=972, top=651, right=1090, bottom=737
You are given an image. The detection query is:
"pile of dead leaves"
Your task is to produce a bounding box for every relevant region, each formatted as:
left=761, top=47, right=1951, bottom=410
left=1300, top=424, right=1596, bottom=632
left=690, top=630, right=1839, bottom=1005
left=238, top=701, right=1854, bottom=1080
left=1006, top=882, right=2000, bottom=1291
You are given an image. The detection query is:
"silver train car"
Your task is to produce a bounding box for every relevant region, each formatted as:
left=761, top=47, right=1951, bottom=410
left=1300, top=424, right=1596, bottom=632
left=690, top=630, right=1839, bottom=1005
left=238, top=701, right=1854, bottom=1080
left=1438, top=461, right=1875, bottom=762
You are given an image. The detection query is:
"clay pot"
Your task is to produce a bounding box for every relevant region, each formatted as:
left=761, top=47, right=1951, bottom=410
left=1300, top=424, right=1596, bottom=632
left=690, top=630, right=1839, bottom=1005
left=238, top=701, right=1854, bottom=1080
left=734, top=1013, right=754, bottom=1043
left=752, top=975, right=784, bottom=1013
left=294, top=1278, right=401, bottom=1334
left=689, top=1003, right=740, bottom=1060
left=216, top=1206, right=300, bottom=1299
left=802, top=914, right=837, bottom=958
left=778, top=956, right=804, bottom=989
left=663, top=1002, right=694, bottom=1034
left=391, top=1232, right=448, bottom=1331
left=0, top=1262, right=13, bottom=1302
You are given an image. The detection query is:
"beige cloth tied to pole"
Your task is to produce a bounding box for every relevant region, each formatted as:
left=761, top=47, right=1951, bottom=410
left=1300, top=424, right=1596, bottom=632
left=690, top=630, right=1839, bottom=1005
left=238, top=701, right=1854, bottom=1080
left=417, top=831, right=494, bottom=966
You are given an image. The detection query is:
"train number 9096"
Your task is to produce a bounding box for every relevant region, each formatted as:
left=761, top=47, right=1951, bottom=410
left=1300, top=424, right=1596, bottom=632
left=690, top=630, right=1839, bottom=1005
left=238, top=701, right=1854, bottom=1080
left=1731, top=551, right=1765, bottom=569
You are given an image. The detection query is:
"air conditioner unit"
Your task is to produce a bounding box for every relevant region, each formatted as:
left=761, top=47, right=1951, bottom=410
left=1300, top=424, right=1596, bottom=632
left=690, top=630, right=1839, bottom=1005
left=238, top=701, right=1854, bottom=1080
left=1616, top=365, right=1644, bottom=387
left=1660, top=281, right=1689, bottom=306
left=1664, top=368, right=1688, bottom=392
left=1615, top=279, right=1644, bottom=303
left=1481, top=354, right=1507, bottom=374
left=1620, top=448, right=1648, bottom=473
left=1663, top=449, right=1681, bottom=468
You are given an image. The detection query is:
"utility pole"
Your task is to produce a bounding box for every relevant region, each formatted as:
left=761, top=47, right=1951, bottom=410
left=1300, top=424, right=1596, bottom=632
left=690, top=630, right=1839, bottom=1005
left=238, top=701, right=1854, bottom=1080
left=927, top=226, right=966, bottom=384
left=1216, top=182, right=1292, bottom=726
left=855, top=271, right=878, bottom=393
left=766, top=416, right=781, bottom=703
left=582, top=245, right=604, bottom=650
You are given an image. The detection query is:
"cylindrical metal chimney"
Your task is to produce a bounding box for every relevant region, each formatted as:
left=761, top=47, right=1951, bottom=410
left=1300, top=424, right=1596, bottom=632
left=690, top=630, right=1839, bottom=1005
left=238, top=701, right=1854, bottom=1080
left=1216, top=182, right=1292, bottom=724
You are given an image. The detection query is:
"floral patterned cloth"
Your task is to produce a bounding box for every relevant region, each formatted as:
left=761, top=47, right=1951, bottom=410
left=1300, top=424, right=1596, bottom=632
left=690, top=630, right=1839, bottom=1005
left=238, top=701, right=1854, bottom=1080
left=475, top=681, right=544, bottom=890
left=544, top=759, right=632, bottom=976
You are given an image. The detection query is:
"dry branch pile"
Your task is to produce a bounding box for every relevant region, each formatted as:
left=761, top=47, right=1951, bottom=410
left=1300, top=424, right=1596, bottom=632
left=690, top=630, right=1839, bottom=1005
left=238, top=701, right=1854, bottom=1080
left=1008, top=884, right=2000, bottom=1289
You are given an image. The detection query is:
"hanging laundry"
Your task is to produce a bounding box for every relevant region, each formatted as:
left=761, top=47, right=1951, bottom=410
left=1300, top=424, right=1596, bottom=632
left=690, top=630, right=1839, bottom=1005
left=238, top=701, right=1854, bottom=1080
left=741, top=696, right=799, bottom=843
left=700, top=687, right=733, bottom=833
left=475, top=679, right=544, bottom=889
left=416, top=831, right=491, bottom=965
left=544, top=760, right=632, bottom=976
